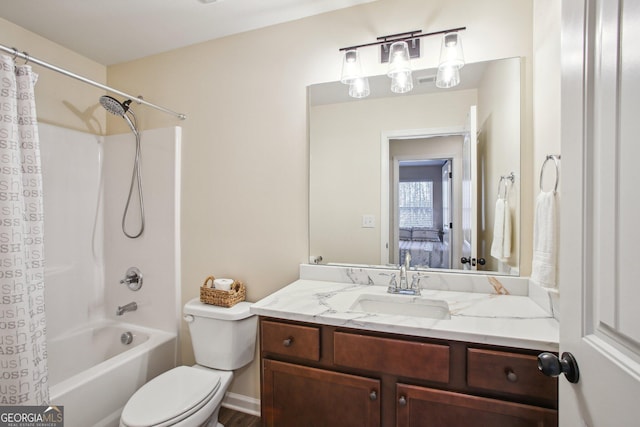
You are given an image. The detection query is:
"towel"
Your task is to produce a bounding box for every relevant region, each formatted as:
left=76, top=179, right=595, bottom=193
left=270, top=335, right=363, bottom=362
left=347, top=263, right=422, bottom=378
left=531, top=191, right=558, bottom=288
left=490, top=198, right=511, bottom=260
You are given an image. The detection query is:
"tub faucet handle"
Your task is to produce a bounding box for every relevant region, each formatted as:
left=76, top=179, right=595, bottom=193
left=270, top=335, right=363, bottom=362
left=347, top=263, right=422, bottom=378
left=120, top=267, right=143, bottom=291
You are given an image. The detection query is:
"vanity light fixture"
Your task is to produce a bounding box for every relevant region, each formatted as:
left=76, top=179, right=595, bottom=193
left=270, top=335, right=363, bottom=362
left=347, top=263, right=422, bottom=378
left=339, top=26, right=466, bottom=98
left=387, top=41, right=414, bottom=93
left=436, top=31, right=465, bottom=88
left=349, top=76, right=370, bottom=98
left=340, top=49, right=364, bottom=84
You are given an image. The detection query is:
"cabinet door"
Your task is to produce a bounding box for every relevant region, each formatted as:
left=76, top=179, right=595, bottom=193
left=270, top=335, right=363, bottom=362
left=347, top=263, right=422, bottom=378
left=262, top=359, right=380, bottom=427
left=396, top=384, right=557, bottom=427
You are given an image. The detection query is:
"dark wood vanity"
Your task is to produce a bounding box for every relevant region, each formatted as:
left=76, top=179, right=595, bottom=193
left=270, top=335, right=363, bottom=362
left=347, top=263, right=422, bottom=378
left=259, top=317, right=558, bottom=427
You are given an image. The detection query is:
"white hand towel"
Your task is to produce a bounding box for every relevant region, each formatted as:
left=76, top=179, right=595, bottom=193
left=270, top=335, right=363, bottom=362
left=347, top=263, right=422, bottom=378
left=491, top=198, right=511, bottom=260
left=531, top=191, right=558, bottom=288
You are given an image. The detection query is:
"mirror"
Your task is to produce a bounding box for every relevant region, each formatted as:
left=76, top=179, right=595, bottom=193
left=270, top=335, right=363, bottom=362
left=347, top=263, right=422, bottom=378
left=309, top=57, right=521, bottom=275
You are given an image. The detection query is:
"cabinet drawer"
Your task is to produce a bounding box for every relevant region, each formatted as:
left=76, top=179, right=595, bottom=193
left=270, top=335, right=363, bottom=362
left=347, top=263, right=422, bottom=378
left=261, top=320, right=320, bottom=361
left=467, top=348, right=557, bottom=401
left=334, top=332, right=449, bottom=383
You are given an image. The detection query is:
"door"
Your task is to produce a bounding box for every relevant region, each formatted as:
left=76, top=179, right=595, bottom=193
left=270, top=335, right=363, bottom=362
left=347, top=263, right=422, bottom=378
left=461, top=106, right=477, bottom=269
left=560, top=0, right=640, bottom=425
left=442, top=160, right=453, bottom=268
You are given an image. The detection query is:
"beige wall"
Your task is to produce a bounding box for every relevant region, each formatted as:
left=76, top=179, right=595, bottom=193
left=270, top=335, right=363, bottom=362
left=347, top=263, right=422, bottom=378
left=106, top=0, right=534, bottom=400
left=477, top=58, right=521, bottom=273
left=0, top=17, right=107, bottom=134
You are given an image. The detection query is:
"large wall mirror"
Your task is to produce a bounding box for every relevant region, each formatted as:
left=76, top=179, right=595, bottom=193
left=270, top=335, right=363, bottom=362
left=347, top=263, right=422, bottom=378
left=309, top=57, right=521, bottom=275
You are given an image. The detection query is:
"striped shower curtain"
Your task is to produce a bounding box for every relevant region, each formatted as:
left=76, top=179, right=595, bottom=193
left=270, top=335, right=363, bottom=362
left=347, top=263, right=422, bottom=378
left=0, top=54, right=48, bottom=405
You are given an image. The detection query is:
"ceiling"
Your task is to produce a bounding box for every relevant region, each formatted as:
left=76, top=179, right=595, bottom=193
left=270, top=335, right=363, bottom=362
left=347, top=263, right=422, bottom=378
left=1, top=0, right=375, bottom=65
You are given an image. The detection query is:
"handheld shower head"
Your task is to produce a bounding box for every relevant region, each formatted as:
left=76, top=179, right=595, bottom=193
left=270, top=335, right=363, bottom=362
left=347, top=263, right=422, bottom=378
left=99, top=94, right=145, bottom=239
left=99, top=95, right=138, bottom=137
left=100, top=95, right=131, bottom=117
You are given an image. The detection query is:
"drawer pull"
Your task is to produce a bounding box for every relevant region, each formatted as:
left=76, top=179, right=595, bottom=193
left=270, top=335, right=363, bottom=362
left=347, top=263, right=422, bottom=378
left=505, top=368, right=518, bottom=383
left=283, top=337, right=294, bottom=347
left=398, top=396, right=407, bottom=406
left=369, top=390, right=377, bottom=401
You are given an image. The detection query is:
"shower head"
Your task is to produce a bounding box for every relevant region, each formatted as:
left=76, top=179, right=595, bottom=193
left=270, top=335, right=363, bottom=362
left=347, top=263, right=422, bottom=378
left=99, top=95, right=132, bottom=117
left=99, top=95, right=138, bottom=136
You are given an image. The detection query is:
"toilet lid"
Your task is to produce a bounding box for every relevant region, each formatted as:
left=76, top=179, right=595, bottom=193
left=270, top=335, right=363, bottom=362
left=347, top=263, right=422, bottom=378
left=121, top=366, right=221, bottom=427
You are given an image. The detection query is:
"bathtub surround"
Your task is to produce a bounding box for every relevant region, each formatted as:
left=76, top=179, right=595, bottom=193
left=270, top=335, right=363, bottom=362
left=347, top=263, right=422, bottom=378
left=39, top=124, right=181, bottom=426
left=0, top=54, right=48, bottom=405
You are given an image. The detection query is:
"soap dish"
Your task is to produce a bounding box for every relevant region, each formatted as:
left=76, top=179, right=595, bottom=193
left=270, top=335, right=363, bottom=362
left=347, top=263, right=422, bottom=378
left=200, top=275, right=246, bottom=307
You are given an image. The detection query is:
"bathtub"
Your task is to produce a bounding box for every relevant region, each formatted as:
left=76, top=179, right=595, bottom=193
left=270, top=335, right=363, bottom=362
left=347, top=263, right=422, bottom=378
left=47, top=320, right=177, bottom=427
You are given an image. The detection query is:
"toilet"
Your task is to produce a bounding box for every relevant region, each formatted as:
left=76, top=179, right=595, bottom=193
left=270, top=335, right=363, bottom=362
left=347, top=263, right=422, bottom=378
left=120, top=298, right=257, bottom=427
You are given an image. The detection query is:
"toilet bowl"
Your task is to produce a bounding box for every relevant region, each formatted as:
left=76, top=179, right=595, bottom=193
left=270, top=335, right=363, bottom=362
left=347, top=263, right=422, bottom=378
left=120, top=299, right=256, bottom=427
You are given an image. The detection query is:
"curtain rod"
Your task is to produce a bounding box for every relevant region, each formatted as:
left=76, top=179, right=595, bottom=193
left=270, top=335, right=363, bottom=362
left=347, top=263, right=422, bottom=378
left=0, top=43, right=186, bottom=120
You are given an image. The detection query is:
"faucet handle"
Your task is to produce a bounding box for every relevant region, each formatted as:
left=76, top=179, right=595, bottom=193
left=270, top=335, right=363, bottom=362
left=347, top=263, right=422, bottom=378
left=411, top=273, right=429, bottom=289
left=381, top=272, right=397, bottom=288
left=120, top=267, right=143, bottom=291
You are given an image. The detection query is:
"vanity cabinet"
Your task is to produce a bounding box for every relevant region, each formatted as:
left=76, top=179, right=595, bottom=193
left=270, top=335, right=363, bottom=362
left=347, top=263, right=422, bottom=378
left=259, top=317, right=558, bottom=427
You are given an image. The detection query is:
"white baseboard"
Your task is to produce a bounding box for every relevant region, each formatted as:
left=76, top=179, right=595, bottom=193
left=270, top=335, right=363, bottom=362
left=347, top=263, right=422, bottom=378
left=222, top=392, right=261, bottom=417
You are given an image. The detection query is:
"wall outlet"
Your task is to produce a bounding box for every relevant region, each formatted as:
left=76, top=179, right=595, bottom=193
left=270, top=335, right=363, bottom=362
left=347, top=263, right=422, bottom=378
left=362, top=214, right=376, bottom=228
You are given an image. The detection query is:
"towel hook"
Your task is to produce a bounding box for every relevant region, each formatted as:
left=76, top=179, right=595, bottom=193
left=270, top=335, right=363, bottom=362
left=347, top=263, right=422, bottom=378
left=498, top=172, right=515, bottom=199
left=540, top=155, right=561, bottom=193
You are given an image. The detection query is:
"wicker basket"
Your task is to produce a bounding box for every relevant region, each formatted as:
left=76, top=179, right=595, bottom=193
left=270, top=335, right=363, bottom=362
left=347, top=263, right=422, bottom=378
left=199, top=275, right=246, bottom=307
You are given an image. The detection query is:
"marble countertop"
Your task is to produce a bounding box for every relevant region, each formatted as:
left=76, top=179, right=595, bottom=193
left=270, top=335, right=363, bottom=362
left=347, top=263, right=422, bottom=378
left=250, top=279, right=559, bottom=352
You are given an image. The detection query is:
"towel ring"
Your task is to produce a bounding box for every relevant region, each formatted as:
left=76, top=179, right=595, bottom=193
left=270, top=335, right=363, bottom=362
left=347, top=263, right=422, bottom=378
left=540, top=155, right=561, bottom=193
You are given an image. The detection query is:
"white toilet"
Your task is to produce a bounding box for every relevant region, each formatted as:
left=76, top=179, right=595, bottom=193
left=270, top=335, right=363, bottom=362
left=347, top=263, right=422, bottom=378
left=120, top=298, right=257, bottom=427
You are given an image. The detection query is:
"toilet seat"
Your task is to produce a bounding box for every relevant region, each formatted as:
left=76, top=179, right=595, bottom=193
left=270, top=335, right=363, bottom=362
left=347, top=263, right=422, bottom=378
left=121, top=366, right=221, bottom=427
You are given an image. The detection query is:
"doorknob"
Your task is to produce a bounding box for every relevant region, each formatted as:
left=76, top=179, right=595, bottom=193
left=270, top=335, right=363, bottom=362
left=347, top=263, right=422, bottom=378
left=461, top=257, right=471, bottom=264
left=537, top=352, right=580, bottom=383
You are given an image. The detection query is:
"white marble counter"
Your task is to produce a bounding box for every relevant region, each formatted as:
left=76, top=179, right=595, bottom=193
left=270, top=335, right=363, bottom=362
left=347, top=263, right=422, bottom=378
left=250, top=278, right=559, bottom=352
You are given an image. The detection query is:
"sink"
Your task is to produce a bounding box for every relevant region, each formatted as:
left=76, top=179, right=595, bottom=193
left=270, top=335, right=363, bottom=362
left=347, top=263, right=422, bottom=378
left=349, top=294, right=451, bottom=320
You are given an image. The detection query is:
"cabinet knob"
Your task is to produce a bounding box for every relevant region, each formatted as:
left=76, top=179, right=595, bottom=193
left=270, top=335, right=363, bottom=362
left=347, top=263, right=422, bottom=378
left=505, top=368, right=518, bottom=382
left=369, top=390, right=377, bottom=401
left=283, top=337, right=294, bottom=347
left=398, top=396, right=407, bottom=406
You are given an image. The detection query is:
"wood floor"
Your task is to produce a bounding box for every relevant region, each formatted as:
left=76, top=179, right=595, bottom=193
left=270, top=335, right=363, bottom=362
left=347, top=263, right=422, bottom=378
left=218, top=407, right=261, bottom=427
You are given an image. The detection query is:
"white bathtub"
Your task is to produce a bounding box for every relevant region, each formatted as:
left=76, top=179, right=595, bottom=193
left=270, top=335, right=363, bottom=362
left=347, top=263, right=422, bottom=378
left=48, top=321, right=177, bottom=427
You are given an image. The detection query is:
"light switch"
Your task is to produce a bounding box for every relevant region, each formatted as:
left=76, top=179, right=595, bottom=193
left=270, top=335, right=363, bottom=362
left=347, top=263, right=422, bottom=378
left=362, top=214, right=375, bottom=228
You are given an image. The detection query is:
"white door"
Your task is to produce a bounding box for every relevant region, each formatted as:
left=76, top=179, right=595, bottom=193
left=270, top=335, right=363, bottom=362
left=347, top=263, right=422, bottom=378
left=441, top=160, right=452, bottom=268
left=559, top=0, right=640, bottom=425
left=461, top=106, right=477, bottom=269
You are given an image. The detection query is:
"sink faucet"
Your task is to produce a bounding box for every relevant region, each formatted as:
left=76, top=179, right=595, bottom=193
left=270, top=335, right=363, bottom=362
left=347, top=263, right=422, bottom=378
left=388, top=253, right=421, bottom=295
left=399, top=252, right=411, bottom=289
left=116, top=302, right=137, bottom=316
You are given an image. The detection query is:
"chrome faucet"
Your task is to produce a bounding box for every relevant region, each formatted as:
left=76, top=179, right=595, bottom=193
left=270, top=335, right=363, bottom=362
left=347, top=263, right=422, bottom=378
left=388, top=253, right=421, bottom=295
left=116, top=302, right=137, bottom=316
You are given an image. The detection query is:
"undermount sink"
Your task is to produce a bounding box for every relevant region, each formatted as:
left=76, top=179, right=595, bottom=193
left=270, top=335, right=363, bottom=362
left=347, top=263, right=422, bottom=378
left=349, top=294, right=451, bottom=320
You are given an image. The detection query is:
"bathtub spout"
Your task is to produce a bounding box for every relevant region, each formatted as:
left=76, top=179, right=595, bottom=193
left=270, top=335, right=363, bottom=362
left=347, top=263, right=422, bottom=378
left=116, top=302, right=137, bottom=316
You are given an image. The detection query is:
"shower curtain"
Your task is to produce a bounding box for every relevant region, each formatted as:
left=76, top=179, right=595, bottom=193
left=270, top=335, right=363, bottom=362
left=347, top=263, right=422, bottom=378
left=0, top=55, right=48, bottom=405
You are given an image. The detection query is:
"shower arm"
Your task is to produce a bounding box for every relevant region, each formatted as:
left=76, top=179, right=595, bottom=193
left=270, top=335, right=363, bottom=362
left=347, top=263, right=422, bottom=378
left=0, top=44, right=186, bottom=120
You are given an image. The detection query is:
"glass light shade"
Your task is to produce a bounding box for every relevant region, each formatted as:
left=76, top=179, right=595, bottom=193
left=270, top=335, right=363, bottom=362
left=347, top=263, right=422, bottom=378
left=387, top=41, right=412, bottom=76
left=436, top=64, right=461, bottom=88
left=340, top=50, right=363, bottom=84
left=349, top=77, right=370, bottom=98
left=438, top=32, right=465, bottom=69
left=390, top=70, right=414, bottom=93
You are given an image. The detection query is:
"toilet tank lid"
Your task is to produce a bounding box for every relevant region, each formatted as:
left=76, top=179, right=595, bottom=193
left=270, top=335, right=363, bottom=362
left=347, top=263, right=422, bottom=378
left=184, top=298, right=254, bottom=320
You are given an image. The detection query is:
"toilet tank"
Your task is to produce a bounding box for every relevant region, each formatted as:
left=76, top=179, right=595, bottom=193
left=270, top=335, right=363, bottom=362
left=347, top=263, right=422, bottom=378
left=183, top=298, right=257, bottom=370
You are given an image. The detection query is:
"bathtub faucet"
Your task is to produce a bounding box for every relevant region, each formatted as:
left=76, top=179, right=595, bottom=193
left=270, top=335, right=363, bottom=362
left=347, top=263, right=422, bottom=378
left=116, top=302, right=137, bottom=316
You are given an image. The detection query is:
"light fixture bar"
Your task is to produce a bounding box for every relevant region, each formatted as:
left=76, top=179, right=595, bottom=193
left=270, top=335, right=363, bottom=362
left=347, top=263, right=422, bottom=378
left=338, top=26, right=466, bottom=52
